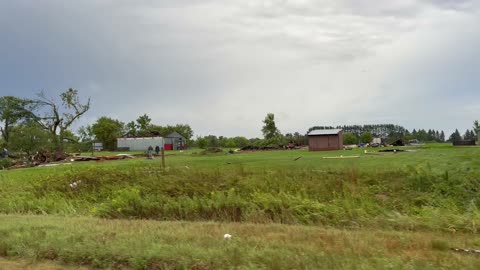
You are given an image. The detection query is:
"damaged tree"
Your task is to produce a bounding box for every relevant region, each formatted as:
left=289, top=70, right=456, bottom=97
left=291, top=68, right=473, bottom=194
left=27, top=89, right=90, bottom=153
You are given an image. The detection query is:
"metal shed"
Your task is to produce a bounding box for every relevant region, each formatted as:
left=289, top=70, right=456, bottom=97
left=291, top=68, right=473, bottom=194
left=117, top=137, right=165, bottom=151
left=164, top=132, right=187, bottom=150
left=307, top=129, right=343, bottom=151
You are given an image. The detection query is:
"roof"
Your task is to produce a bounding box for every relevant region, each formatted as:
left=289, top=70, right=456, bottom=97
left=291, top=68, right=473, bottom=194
left=166, top=131, right=186, bottom=139
left=308, top=129, right=343, bottom=136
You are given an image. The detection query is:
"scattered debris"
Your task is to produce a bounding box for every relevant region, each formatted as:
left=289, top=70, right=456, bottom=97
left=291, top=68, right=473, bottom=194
left=115, top=154, right=135, bottom=158
left=72, top=156, right=101, bottom=162
left=38, top=163, right=72, bottom=167
left=364, top=151, right=387, bottom=156
left=240, top=145, right=281, bottom=151
left=391, top=140, right=405, bottom=146
left=200, top=147, right=224, bottom=154
left=69, top=180, right=82, bottom=189
left=379, top=149, right=405, bottom=153
left=453, top=140, right=476, bottom=146
left=323, top=155, right=360, bottom=159
left=224, top=234, right=232, bottom=240
left=451, top=248, right=480, bottom=254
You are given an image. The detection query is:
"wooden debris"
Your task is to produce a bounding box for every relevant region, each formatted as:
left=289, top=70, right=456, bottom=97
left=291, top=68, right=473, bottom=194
left=323, top=155, right=360, bottom=159
left=73, top=156, right=101, bottom=161
left=451, top=248, right=480, bottom=254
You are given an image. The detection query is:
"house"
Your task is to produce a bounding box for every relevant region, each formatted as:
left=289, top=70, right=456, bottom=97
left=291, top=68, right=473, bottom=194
left=164, top=132, right=187, bottom=150
left=307, top=129, right=343, bottom=151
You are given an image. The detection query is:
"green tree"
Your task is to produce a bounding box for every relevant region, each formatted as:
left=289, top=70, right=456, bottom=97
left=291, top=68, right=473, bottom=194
left=360, top=132, right=373, bottom=143
left=76, top=125, right=95, bottom=152
left=126, top=121, right=138, bottom=137
left=204, top=135, right=219, bottom=147
left=448, top=129, right=461, bottom=142
left=225, top=138, right=236, bottom=148
left=9, top=121, right=53, bottom=155
left=91, top=117, right=125, bottom=151
left=0, top=96, right=33, bottom=145
left=232, top=136, right=249, bottom=148
left=262, top=113, right=281, bottom=140
left=196, top=136, right=208, bottom=149
left=343, top=133, right=358, bottom=145
left=464, top=129, right=475, bottom=140
left=136, top=114, right=152, bottom=131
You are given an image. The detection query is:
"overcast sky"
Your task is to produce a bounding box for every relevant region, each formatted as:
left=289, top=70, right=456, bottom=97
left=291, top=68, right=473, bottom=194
left=1, top=0, right=479, bottom=137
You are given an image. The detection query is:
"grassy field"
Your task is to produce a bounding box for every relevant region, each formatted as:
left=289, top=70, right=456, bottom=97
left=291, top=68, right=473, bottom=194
left=1, top=143, right=480, bottom=269
left=2, top=215, right=480, bottom=270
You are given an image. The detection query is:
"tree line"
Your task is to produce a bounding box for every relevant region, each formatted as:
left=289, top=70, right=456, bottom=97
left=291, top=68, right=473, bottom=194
left=0, top=90, right=197, bottom=154
left=2, top=92, right=478, bottom=156
left=309, top=123, right=479, bottom=144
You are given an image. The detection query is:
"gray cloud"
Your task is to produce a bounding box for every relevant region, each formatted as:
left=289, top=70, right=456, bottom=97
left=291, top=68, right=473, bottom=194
left=0, top=0, right=479, bottom=137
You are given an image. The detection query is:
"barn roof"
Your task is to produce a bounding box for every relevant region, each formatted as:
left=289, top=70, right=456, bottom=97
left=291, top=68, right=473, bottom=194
left=308, top=129, right=343, bottom=136
left=166, top=131, right=186, bottom=139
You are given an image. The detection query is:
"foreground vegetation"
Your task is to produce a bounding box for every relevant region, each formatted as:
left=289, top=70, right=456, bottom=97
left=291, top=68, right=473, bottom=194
left=2, top=215, right=480, bottom=269
left=1, top=144, right=480, bottom=268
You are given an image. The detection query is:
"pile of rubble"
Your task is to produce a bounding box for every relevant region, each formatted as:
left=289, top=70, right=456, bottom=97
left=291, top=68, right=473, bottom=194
left=2, top=151, right=138, bottom=170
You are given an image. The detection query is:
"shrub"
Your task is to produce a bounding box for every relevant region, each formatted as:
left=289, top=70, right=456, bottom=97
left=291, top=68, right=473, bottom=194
left=0, top=158, right=13, bottom=169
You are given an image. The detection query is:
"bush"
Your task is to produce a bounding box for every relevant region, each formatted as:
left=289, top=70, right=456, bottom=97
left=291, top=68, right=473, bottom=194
left=0, top=158, right=13, bottom=169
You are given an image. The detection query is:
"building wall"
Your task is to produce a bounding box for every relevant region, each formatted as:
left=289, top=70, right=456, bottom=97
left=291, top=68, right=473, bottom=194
left=117, top=137, right=165, bottom=151
left=308, top=133, right=343, bottom=151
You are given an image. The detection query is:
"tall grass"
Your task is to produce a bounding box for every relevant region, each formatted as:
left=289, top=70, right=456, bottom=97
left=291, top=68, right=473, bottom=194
left=2, top=163, right=480, bottom=232
left=1, top=215, right=480, bottom=270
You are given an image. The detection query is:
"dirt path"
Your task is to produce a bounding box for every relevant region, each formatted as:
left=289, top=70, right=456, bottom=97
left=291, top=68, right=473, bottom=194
left=0, top=258, right=89, bottom=270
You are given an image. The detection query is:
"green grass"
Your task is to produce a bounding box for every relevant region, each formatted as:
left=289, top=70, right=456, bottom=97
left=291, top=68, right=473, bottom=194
left=1, top=143, right=480, bottom=268
left=1, top=215, right=480, bottom=270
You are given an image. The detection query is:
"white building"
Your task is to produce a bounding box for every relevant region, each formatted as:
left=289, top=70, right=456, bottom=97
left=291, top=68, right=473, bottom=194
left=117, top=137, right=165, bottom=151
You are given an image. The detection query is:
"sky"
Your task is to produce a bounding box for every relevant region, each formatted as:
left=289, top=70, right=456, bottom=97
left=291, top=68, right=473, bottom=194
left=0, top=0, right=479, bottom=138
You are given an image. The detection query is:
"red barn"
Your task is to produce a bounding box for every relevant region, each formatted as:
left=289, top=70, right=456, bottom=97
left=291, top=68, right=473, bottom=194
left=307, top=129, right=343, bottom=151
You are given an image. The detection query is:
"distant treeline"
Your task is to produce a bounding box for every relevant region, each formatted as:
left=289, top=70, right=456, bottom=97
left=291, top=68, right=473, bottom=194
left=309, top=124, right=447, bottom=143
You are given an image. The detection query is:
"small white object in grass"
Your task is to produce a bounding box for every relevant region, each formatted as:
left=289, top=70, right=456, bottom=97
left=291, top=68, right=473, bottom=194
left=224, top=234, right=232, bottom=240
left=70, top=159, right=75, bottom=162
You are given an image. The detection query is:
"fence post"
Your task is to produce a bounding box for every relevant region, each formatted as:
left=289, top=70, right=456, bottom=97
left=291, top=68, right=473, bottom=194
left=161, top=147, right=165, bottom=169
